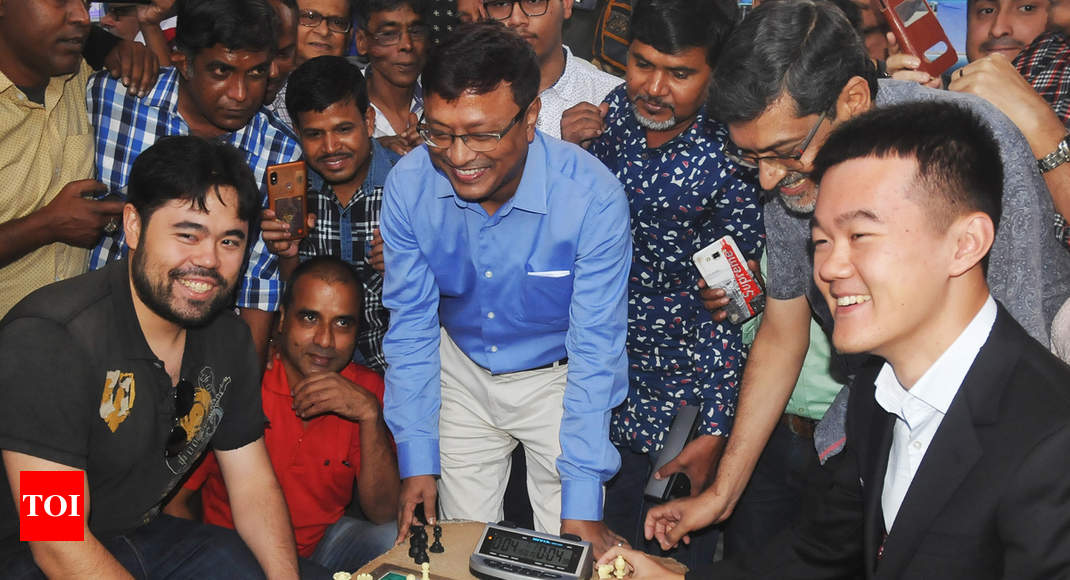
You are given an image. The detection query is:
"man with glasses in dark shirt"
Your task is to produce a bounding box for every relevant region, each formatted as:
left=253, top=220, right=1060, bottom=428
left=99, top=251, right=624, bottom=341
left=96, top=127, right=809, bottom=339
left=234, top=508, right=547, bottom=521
left=296, top=0, right=354, bottom=63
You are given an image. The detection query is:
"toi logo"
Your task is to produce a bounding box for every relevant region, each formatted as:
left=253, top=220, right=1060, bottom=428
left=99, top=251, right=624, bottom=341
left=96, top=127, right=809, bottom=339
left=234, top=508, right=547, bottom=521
left=20, top=471, right=85, bottom=542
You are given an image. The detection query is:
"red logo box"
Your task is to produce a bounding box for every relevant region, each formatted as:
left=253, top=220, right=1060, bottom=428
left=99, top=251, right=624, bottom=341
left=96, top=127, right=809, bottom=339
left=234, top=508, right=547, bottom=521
left=20, top=471, right=84, bottom=542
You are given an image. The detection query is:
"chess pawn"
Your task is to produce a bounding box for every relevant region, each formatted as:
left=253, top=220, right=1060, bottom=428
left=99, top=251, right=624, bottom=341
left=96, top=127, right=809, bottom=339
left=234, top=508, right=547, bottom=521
left=613, top=554, right=628, bottom=579
left=597, top=564, right=614, bottom=579
left=421, top=561, right=431, bottom=580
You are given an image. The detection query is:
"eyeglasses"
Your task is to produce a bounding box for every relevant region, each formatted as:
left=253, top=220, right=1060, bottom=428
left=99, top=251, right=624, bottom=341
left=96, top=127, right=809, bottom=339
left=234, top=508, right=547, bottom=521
left=726, top=109, right=830, bottom=170
left=483, top=0, right=550, bottom=20
left=363, top=24, right=430, bottom=46
left=165, top=379, right=195, bottom=458
left=418, top=106, right=528, bottom=152
left=104, top=4, right=138, bottom=19
left=298, top=9, right=353, bottom=34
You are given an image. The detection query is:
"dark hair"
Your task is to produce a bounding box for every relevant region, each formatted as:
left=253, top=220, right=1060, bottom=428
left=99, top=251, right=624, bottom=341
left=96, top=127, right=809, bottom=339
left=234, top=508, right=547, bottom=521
left=174, top=0, right=278, bottom=57
left=281, top=256, right=363, bottom=312
left=126, top=136, right=261, bottom=227
left=356, top=0, right=428, bottom=24
left=826, top=0, right=862, bottom=32
left=422, top=21, right=539, bottom=109
left=629, top=0, right=738, bottom=68
left=812, top=101, right=1002, bottom=238
left=710, top=0, right=878, bottom=123
left=286, top=56, right=370, bottom=126
left=272, top=0, right=298, bottom=10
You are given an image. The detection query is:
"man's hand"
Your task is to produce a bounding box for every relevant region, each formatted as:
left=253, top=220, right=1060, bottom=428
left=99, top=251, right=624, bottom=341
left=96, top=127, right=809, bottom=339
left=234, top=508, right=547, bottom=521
left=651, top=434, right=725, bottom=494
left=291, top=371, right=381, bottom=422
left=395, top=475, right=438, bottom=545
left=560, top=102, right=609, bottom=147
left=102, top=38, right=159, bottom=98
left=369, top=228, right=385, bottom=273
left=38, top=180, right=124, bottom=248
left=949, top=53, right=1066, bottom=148
left=698, top=259, right=761, bottom=321
left=595, top=546, right=685, bottom=580
left=136, top=0, right=176, bottom=26
left=260, top=208, right=315, bottom=259
left=559, top=519, right=628, bottom=560
left=644, top=490, right=732, bottom=550
left=883, top=32, right=942, bottom=88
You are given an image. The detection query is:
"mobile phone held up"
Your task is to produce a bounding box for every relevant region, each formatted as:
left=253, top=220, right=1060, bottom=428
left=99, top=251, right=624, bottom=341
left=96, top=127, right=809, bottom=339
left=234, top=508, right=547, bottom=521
left=267, top=161, right=307, bottom=239
left=872, top=0, right=958, bottom=77
left=693, top=235, right=765, bottom=325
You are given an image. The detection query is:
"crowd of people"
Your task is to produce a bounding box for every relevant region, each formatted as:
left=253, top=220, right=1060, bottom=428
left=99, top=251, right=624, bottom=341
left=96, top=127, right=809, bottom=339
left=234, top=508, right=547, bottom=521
left=2, top=0, right=1070, bottom=578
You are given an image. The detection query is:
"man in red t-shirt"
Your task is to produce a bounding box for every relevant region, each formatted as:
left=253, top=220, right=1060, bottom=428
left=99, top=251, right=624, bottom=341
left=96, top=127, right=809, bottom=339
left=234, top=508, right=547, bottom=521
left=168, top=256, right=400, bottom=571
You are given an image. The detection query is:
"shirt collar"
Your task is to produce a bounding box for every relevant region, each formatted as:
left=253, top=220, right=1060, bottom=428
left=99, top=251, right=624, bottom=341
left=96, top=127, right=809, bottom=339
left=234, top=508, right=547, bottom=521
left=875, top=295, right=998, bottom=417
left=0, top=65, right=81, bottom=110
left=308, top=139, right=398, bottom=202
left=107, top=260, right=165, bottom=361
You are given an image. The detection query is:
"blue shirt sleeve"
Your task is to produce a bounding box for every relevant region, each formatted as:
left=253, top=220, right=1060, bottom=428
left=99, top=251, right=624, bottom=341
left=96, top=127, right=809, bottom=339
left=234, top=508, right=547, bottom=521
left=380, top=166, right=443, bottom=479
left=558, top=182, right=631, bottom=521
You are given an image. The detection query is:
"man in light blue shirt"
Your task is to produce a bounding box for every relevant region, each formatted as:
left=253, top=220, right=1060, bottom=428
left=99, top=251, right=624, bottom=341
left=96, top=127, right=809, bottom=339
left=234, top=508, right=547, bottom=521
left=380, top=22, right=631, bottom=555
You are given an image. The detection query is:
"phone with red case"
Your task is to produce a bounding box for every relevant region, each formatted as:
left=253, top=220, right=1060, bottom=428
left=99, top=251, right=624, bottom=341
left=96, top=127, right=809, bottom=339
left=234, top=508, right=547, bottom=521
left=267, top=161, right=307, bottom=239
left=871, top=0, right=958, bottom=77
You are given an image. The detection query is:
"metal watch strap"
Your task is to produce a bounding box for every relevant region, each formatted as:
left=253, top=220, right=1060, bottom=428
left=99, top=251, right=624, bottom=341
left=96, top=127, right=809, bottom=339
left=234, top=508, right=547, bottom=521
left=1038, top=134, right=1070, bottom=173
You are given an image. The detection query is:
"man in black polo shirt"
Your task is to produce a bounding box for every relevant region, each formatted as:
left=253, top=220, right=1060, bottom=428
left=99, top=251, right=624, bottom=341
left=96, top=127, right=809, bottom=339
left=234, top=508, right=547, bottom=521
left=0, top=137, right=309, bottom=579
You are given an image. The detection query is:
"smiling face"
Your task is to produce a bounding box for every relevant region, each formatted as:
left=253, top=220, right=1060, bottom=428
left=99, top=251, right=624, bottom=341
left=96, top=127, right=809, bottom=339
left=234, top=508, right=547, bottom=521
left=422, top=83, right=539, bottom=212
left=811, top=156, right=960, bottom=361
left=0, top=0, right=90, bottom=87
left=296, top=98, right=375, bottom=197
left=625, top=40, right=711, bottom=142
left=728, top=95, right=839, bottom=214
left=125, top=186, right=248, bottom=328
left=278, top=275, right=360, bottom=381
left=966, top=0, right=1048, bottom=62
left=174, top=44, right=272, bottom=136
left=355, top=5, right=428, bottom=91
left=296, top=0, right=351, bottom=63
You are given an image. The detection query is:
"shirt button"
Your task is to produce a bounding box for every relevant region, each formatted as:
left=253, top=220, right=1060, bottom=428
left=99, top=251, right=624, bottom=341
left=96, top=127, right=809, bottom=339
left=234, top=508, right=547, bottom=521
left=484, top=270, right=493, bottom=278
left=490, top=345, right=499, bottom=353
left=487, top=312, right=495, bottom=319
left=912, top=441, right=922, bottom=450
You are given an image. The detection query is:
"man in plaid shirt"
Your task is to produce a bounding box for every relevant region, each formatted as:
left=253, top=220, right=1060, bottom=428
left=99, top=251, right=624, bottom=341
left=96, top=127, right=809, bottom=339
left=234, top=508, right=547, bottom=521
left=262, top=56, right=399, bottom=374
left=87, top=0, right=302, bottom=360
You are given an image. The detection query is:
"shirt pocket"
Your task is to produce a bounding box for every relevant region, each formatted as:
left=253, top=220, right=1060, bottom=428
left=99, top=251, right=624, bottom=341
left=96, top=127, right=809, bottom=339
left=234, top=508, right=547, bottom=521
left=520, top=269, right=573, bottom=326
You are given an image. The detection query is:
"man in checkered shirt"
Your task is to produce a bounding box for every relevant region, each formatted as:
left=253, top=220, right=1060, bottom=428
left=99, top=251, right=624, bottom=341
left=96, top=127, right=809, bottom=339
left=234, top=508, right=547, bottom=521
left=87, top=0, right=302, bottom=362
left=261, top=56, right=400, bottom=374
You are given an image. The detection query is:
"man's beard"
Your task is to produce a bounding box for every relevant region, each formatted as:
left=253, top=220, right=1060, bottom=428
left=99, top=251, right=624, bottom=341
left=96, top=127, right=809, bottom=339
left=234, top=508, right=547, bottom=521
left=131, top=247, right=234, bottom=327
left=776, top=172, right=819, bottom=214
left=631, top=98, right=678, bottom=131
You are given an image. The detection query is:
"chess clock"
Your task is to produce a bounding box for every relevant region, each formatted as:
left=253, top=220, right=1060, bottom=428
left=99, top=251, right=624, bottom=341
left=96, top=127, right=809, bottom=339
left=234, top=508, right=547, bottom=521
left=470, top=522, right=593, bottom=580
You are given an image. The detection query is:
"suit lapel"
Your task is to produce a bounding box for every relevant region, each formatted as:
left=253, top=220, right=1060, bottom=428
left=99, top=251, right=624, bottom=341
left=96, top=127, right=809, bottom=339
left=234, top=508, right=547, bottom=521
left=872, top=308, right=1022, bottom=579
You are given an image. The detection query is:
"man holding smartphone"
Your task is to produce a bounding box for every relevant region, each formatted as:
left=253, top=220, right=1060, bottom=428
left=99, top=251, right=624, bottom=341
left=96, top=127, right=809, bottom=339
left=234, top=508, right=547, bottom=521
left=559, top=0, right=762, bottom=566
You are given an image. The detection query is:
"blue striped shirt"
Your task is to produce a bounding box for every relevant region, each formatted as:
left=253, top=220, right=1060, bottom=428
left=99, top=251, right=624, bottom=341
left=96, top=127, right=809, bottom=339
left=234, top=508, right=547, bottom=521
left=86, top=67, right=302, bottom=312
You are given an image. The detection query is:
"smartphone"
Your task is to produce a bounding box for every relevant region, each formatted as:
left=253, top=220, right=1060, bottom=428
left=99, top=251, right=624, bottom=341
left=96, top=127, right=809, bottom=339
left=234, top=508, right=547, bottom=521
left=871, top=0, right=958, bottom=77
left=693, top=235, right=765, bottom=325
left=267, top=161, right=307, bottom=239
left=644, top=405, right=701, bottom=502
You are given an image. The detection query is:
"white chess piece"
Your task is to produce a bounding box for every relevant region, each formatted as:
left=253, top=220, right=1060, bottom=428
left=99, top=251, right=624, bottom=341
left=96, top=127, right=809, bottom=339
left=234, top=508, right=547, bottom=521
left=421, top=561, right=430, bottom=580
left=332, top=573, right=351, bottom=580
left=613, top=554, right=628, bottom=579
left=406, top=574, right=416, bottom=580
left=597, top=563, right=614, bottom=579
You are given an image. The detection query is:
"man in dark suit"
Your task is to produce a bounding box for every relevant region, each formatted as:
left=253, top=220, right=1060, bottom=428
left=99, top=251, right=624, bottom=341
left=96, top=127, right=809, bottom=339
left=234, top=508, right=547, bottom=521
left=598, top=101, right=1070, bottom=579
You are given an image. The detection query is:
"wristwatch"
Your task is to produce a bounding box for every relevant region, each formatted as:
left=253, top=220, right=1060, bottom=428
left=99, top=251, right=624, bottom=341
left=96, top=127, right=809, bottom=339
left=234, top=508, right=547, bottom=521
left=1037, top=133, right=1070, bottom=173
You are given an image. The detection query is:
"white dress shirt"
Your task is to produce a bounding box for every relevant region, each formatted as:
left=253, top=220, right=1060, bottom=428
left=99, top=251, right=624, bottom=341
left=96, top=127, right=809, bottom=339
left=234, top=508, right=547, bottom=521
left=536, top=46, right=622, bottom=139
left=875, top=295, right=998, bottom=532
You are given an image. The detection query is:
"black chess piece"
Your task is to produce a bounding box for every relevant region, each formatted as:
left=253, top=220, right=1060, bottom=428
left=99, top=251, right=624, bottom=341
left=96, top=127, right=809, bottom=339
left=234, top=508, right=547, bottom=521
left=429, top=538, right=444, bottom=553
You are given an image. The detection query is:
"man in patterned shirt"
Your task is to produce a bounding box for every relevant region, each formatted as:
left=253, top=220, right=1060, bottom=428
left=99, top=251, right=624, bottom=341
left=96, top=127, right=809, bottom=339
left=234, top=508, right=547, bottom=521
left=86, top=0, right=302, bottom=363
left=561, top=0, right=763, bottom=567
left=262, top=56, right=399, bottom=373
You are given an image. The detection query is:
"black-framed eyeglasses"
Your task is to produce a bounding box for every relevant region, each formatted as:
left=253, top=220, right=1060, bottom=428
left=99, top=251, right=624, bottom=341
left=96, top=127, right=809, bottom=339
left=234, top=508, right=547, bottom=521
left=363, top=24, right=431, bottom=46
left=483, top=0, right=550, bottom=20
left=726, top=109, right=831, bottom=170
left=299, top=9, right=353, bottom=34
left=165, top=379, right=195, bottom=458
left=104, top=3, right=138, bottom=19
left=418, top=106, right=528, bottom=152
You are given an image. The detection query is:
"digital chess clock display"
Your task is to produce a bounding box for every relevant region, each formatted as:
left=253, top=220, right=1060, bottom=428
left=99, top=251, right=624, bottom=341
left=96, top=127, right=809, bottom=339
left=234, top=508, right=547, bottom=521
left=471, top=523, right=592, bottom=580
